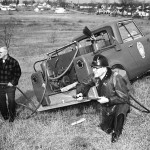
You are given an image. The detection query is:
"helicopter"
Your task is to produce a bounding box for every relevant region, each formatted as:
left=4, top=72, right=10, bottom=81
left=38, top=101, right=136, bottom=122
left=31, top=18, right=150, bottom=113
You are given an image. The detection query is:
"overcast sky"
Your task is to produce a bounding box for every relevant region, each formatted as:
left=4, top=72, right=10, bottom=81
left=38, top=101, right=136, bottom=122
left=68, top=0, right=117, bottom=3
left=68, top=0, right=150, bottom=3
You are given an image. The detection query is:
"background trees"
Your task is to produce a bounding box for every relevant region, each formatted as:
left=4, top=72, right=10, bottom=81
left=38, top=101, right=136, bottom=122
left=0, top=17, right=19, bottom=49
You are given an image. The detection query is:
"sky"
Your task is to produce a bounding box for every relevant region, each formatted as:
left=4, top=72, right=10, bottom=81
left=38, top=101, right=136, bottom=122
left=69, top=0, right=118, bottom=3
left=17, top=0, right=150, bottom=4
left=68, top=0, right=150, bottom=3
left=15, top=0, right=150, bottom=4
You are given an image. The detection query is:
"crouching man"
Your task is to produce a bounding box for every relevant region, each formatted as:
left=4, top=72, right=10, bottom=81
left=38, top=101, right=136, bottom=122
left=76, top=54, right=131, bottom=143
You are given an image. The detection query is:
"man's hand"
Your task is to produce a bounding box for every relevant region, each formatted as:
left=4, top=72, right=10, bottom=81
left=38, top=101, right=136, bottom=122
left=76, top=93, right=83, bottom=101
left=97, top=96, right=109, bottom=104
left=42, top=83, right=46, bottom=89
left=8, top=82, right=13, bottom=87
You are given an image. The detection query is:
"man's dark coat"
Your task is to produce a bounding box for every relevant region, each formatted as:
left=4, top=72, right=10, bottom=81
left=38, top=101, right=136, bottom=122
left=76, top=67, right=130, bottom=132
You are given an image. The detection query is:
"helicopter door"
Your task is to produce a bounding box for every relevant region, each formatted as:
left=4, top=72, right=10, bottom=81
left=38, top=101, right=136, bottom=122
left=118, top=20, right=149, bottom=74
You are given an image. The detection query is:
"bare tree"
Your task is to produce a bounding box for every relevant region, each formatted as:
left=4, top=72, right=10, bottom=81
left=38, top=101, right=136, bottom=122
left=119, top=0, right=134, bottom=5
left=103, top=0, right=109, bottom=7
left=2, top=0, right=8, bottom=5
left=103, top=0, right=109, bottom=4
left=57, top=0, right=66, bottom=7
left=0, top=17, right=18, bottom=49
left=16, top=0, right=19, bottom=5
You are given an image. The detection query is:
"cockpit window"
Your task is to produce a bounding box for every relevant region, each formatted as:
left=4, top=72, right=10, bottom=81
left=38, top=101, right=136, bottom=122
left=118, top=20, right=143, bottom=43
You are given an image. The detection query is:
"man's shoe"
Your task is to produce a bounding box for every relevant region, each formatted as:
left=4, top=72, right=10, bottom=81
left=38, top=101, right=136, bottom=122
left=9, top=117, right=15, bottom=122
left=106, top=128, right=113, bottom=134
left=111, top=132, right=119, bottom=143
left=97, top=124, right=113, bottom=134
left=3, top=116, right=9, bottom=120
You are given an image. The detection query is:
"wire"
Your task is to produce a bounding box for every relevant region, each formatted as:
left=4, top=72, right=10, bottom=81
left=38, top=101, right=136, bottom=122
left=73, top=93, right=150, bottom=114
left=129, top=94, right=150, bottom=113
left=115, top=89, right=150, bottom=113
left=48, top=46, right=79, bottom=80
left=0, top=83, right=37, bottom=119
left=26, top=59, right=49, bottom=119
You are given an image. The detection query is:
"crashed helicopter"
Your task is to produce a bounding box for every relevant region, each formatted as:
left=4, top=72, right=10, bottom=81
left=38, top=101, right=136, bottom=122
left=31, top=18, right=150, bottom=113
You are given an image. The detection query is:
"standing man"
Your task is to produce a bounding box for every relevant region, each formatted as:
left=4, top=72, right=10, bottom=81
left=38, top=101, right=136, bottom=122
left=0, top=46, right=21, bottom=122
left=76, top=54, right=131, bottom=143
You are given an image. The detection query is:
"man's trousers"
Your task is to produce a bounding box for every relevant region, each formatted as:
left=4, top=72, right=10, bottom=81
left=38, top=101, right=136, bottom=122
left=0, top=86, right=16, bottom=121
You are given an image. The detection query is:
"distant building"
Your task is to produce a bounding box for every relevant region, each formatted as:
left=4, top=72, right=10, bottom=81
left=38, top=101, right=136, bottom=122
left=0, top=0, right=47, bottom=4
left=18, top=0, right=47, bottom=3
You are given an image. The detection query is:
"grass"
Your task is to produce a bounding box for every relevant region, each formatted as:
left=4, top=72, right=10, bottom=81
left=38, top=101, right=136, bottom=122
left=0, top=11, right=150, bottom=150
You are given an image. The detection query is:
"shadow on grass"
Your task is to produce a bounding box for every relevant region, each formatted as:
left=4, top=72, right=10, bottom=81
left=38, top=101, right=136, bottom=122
left=69, top=136, right=97, bottom=150
left=43, top=100, right=102, bottom=117
left=16, top=89, right=35, bottom=105
left=15, top=89, right=36, bottom=115
left=15, top=89, right=102, bottom=119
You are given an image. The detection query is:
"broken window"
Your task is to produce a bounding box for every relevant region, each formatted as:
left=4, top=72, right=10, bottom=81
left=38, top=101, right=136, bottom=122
left=78, top=29, right=112, bottom=52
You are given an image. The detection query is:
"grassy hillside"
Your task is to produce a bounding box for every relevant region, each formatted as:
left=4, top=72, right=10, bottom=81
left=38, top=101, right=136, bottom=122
left=0, top=10, right=150, bottom=150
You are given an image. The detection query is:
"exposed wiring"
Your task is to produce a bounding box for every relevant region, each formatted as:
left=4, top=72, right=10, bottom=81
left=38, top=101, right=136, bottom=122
left=26, top=44, right=79, bottom=118
left=48, top=46, right=79, bottom=80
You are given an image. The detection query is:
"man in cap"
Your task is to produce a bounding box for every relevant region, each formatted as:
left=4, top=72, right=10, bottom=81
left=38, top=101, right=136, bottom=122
left=76, top=54, right=131, bottom=143
left=0, top=46, right=21, bottom=122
